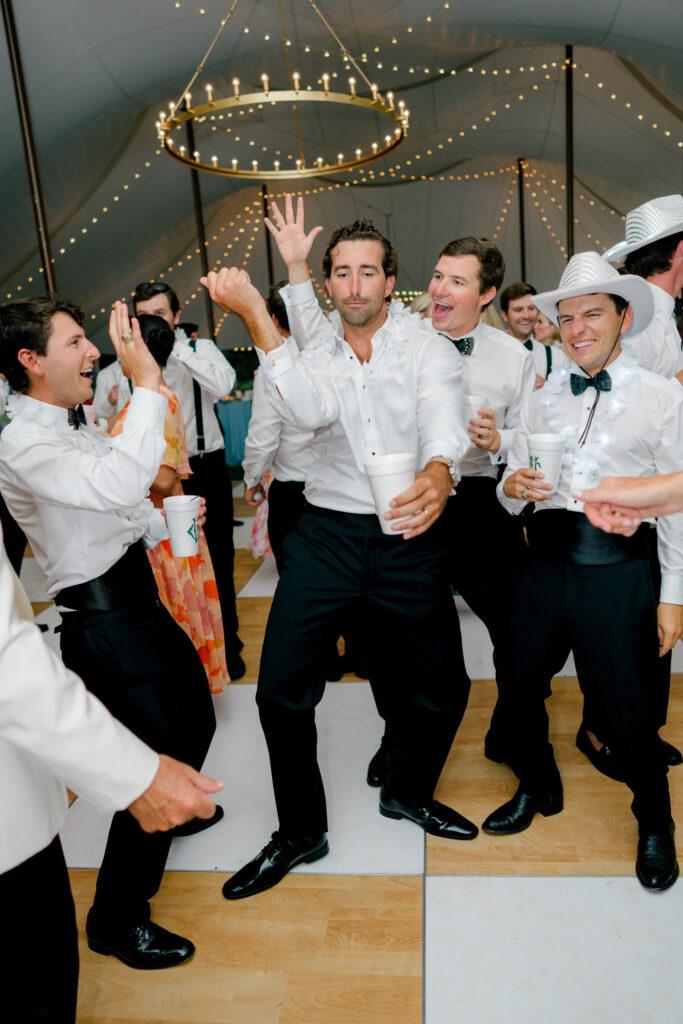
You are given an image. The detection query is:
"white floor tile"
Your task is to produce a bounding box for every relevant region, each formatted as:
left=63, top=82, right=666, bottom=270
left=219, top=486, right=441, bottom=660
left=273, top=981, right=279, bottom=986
left=232, top=514, right=255, bottom=551
left=237, top=556, right=278, bottom=597
left=61, top=682, right=424, bottom=876
left=426, top=875, right=683, bottom=1024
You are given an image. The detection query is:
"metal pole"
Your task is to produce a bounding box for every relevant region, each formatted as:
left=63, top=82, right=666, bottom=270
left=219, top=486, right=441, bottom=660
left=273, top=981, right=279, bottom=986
left=517, top=157, right=527, bottom=280
left=1, top=0, right=56, bottom=291
left=565, top=44, right=575, bottom=259
left=260, top=184, right=275, bottom=287
left=184, top=112, right=216, bottom=338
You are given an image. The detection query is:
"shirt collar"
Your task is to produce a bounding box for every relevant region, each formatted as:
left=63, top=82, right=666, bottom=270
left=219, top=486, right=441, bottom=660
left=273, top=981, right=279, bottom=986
left=647, top=280, right=675, bottom=318
left=6, top=392, right=75, bottom=430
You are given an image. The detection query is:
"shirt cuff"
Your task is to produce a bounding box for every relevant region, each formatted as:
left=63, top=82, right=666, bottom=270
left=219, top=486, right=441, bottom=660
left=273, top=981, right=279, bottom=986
left=280, top=279, right=316, bottom=306
left=490, top=428, right=512, bottom=466
left=171, top=339, right=194, bottom=363
left=256, top=340, right=293, bottom=377
left=660, top=574, right=683, bottom=605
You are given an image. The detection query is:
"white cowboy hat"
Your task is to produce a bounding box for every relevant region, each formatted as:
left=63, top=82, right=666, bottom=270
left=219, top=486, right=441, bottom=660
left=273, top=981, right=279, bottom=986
left=532, top=251, right=654, bottom=336
left=603, top=194, right=683, bottom=264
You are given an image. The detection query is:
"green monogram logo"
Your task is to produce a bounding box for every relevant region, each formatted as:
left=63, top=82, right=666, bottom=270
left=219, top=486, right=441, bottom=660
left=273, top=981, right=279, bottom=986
left=529, top=455, right=541, bottom=471
left=187, top=516, right=198, bottom=543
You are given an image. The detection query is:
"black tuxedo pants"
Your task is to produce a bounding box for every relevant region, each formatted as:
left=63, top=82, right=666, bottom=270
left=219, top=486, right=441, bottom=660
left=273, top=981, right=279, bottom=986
left=59, top=598, right=216, bottom=923
left=497, top=553, right=671, bottom=831
left=256, top=506, right=471, bottom=837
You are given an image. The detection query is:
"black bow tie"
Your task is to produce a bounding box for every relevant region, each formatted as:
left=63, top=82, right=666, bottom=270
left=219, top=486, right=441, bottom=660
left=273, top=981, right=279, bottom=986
left=570, top=370, right=612, bottom=396
left=451, top=335, right=474, bottom=356
left=523, top=339, right=533, bottom=351
left=67, top=405, right=88, bottom=429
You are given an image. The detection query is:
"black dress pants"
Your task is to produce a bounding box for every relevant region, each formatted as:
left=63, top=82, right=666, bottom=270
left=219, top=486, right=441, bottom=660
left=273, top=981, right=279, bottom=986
left=187, top=448, right=241, bottom=654
left=1, top=837, right=78, bottom=1024
left=442, top=476, right=526, bottom=740
left=267, top=478, right=307, bottom=574
left=497, top=552, right=671, bottom=831
left=256, top=506, right=471, bottom=836
left=0, top=489, right=27, bottom=575
left=59, top=598, right=216, bottom=923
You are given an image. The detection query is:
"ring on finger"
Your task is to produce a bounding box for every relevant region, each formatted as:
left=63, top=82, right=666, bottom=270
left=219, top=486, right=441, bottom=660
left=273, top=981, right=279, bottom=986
left=424, top=508, right=432, bottom=519
left=521, top=487, right=529, bottom=500
left=120, top=331, right=133, bottom=344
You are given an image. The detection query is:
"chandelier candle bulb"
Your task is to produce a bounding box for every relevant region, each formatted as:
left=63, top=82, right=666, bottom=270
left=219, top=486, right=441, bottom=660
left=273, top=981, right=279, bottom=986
left=212, top=155, right=218, bottom=166
left=261, top=73, right=269, bottom=93
left=252, top=159, right=258, bottom=171
left=371, top=83, right=378, bottom=101
left=293, top=71, right=300, bottom=91
left=349, top=77, right=356, bottom=95
left=356, top=148, right=361, bottom=159
left=274, top=160, right=280, bottom=171
left=205, top=83, right=213, bottom=101
left=322, top=73, right=330, bottom=93
left=338, top=153, right=343, bottom=164
left=193, top=150, right=200, bottom=161
left=372, top=142, right=378, bottom=153
left=232, top=158, right=238, bottom=170
left=296, top=158, right=302, bottom=170
left=317, top=156, right=323, bottom=167
left=159, top=111, right=167, bottom=123
left=232, top=78, right=240, bottom=97
left=387, top=91, right=394, bottom=109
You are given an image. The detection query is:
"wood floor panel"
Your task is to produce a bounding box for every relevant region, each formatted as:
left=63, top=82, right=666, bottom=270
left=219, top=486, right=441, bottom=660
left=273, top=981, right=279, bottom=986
left=428, top=676, right=683, bottom=876
left=71, top=872, right=422, bottom=1024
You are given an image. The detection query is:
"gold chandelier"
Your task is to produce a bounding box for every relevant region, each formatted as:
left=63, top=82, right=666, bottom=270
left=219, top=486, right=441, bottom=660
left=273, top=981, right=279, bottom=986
left=156, top=0, right=408, bottom=180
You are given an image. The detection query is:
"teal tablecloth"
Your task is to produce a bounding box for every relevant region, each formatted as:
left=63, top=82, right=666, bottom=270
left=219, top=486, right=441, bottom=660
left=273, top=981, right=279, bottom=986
left=216, top=400, right=252, bottom=466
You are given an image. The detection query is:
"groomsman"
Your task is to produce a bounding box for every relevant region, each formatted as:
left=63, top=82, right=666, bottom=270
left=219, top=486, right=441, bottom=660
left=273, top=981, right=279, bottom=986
left=0, top=295, right=219, bottom=966
left=483, top=252, right=683, bottom=893
left=500, top=281, right=569, bottom=387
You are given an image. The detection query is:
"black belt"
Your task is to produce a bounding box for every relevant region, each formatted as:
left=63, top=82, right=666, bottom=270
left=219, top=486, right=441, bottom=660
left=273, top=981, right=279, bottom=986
left=526, top=510, right=650, bottom=565
left=55, top=540, right=158, bottom=612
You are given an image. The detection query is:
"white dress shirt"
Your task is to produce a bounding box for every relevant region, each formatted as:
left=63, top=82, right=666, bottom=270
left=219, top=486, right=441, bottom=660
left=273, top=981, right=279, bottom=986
left=242, top=337, right=314, bottom=488
left=527, top=336, right=570, bottom=379
left=0, top=531, right=157, bottom=873
left=625, top=282, right=683, bottom=379
left=262, top=280, right=468, bottom=515
left=102, top=330, right=236, bottom=457
left=0, top=388, right=168, bottom=596
left=93, top=359, right=130, bottom=420
left=498, top=353, right=683, bottom=604
left=440, top=319, right=536, bottom=479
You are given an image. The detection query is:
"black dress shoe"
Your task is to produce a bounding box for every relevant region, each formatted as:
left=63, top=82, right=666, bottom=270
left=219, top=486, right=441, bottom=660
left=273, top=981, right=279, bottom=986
left=222, top=831, right=329, bottom=900
left=171, top=804, right=224, bottom=838
left=575, top=724, right=625, bottom=782
left=227, top=652, right=246, bottom=681
left=86, top=910, right=194, bottom=969
left=482, top=784, right=563, bottom=836
left=659, top=737, right=683, bottom=767
left=367, top=742, right=390, bottom=788
left=379, top=789, right=478, bottom=840
left=636, top=822, right=679, bottom=892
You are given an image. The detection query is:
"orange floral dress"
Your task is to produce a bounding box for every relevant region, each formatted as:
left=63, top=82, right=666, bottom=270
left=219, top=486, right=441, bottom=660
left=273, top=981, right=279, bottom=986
left=111, top=383, right=229, bottom=692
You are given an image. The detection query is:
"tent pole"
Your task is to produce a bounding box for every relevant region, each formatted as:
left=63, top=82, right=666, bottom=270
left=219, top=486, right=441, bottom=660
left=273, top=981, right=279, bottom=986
left=1, top=0, right=56, bottom=292
left=517, top=158, right=527, bottom=280
left=260, top=184, right=275, bottom=288
left=184, top=112, right=216, bottom=339
left=565, top=44, right=575, bottom=259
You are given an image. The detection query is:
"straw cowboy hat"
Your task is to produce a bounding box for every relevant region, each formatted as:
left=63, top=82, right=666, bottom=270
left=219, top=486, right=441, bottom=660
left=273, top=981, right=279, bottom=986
left=603, top=194, right=683, bottom=264
left=533, top=251, right=654, bottom=337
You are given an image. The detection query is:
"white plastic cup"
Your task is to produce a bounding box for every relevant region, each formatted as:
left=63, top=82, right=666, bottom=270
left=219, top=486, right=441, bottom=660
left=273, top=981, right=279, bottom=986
left=527, top=433, right=566, bottom=493
left=163, top=494, right=201, bottom=557
left=464, top=394, right=488, bottom=427
left=364, top=453, right=416, bottom=536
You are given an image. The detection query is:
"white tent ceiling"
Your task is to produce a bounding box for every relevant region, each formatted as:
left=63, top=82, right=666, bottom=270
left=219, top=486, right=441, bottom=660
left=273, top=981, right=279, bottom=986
left=1, top=0, right=681, bottom=350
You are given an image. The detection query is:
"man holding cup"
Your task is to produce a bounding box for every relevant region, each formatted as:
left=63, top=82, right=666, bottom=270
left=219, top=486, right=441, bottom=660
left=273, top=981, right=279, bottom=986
left=202, top=203, right=475, bottom=900
left=482, top=252, right=683, bottom=893
left=0, top=295, right=220, bottom=963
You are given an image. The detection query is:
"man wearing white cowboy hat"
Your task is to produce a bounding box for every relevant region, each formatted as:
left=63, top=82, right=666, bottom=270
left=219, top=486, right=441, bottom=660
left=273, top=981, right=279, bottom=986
left=604, top=194, right=683, bottom=383
left=480, top=251, right=683, bottom=893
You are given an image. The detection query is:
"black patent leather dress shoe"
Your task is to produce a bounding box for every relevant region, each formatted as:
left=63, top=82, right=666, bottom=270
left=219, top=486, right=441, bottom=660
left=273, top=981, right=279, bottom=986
left=659, top=738, right=683, bottom=767
left=222, top=832, right=329, bottom=899
left=482, top=784, right=564, bottom=835
left=367, top=742, right=390, bottom=788
left=379, top=790, right=478, bottom=840
left=86, top=909, right=194, bottom=969
left=171, top=804, right=224, bottom=838
left=636, top=822, right=679, bottom=892
left=227, top=652, right=246, bottom=681
left=575, top=724, right=625, bottom=782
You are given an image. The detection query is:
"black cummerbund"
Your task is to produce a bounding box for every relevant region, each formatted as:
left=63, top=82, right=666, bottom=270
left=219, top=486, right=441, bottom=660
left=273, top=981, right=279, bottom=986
left=55, top=540, right=158, bottom=612
left=525, top=510, right=650, bottom=565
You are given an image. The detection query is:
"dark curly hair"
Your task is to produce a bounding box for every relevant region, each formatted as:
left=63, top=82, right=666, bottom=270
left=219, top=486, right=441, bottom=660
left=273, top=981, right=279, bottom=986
left=322, top=219, right=398, bottom=282
left=0, top=293, right=85, bottom=394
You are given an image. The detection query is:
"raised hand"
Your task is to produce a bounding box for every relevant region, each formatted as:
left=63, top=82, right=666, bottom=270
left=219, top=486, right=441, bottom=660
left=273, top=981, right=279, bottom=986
left=264, top=194, right=323, bottom=283
left=108, top=301, right=161, bottom=392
